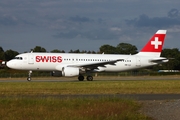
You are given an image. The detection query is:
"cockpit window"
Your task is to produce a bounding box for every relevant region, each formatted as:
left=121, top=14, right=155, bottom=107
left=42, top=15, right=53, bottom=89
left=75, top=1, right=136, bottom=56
left=14, top=57, right=23, bottom=60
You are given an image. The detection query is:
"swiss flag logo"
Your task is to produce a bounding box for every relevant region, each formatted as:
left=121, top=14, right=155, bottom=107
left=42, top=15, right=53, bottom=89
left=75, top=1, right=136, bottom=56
left=140, top=33, right=166, bottom=52
left=151, top=37, right=162, bottom=49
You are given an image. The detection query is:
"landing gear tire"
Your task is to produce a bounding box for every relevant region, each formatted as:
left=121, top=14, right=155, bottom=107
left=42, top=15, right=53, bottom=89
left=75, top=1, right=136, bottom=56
left=27, top=77, right=31, bottom=81
left=87, top=76, right=93, bottom=81
left=78, top=75, right=84, bottom=81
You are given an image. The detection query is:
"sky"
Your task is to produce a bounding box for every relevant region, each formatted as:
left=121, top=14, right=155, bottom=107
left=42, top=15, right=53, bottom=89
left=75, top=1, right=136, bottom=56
left=1, top=0, right=180, bottom=53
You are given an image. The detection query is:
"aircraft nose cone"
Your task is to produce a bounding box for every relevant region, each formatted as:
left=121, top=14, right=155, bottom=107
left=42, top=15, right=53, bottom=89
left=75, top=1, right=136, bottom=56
left=6, top=61, right=11, bottom=68
left=6, top=61, right=14, bottom=69
left=6, top=60, right=22, bottom=70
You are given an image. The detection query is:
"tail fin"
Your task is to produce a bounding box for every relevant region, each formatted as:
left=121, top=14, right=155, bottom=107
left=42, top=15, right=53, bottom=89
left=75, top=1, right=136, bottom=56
left=137, top=30, right=167, bottom=57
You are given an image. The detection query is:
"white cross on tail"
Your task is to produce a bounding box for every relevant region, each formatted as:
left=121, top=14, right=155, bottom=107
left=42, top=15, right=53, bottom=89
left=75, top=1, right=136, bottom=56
left=151, top=37, right=162, bottom=49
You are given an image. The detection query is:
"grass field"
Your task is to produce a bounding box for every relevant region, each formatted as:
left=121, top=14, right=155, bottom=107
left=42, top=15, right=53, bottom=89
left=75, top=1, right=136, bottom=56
left=0, top=77, right=180, bottom=120
left=0, top=97, right=151, bottom=120
left=0, top=79, right=180, bottom=95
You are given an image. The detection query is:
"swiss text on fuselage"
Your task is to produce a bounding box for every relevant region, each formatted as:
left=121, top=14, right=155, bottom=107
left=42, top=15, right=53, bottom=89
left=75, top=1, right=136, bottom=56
left=36, top=56, right=62, bottom=63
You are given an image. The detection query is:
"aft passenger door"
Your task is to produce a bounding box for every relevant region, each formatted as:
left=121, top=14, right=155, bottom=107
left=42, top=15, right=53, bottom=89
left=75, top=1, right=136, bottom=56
left=136, top=57, right=141, bottom=67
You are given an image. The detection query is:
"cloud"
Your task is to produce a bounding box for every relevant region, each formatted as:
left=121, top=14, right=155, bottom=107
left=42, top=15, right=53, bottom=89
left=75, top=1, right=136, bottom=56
left=1, top=0, right=180, bottom=52
left=168, top=8, right=180, bottom=18
left=0, top=15, right=18, bottom=26
left=125, top=9, right=180, bottom=28
left=110, top=27, right=121, bottom=32
left=69, top=15, right=94, bottom=23
left=83, top=29, right=120, bottom=40
left=52, top=28, right=121, bottom=40
left=51, top=15, right=115, bottom=40
left=0, top=14, right=35, bottom=26
left=53, top=31, right=80, bottom=39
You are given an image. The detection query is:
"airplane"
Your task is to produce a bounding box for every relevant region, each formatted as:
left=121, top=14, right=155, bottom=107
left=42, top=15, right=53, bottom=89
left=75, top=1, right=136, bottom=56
left=6, top=30, right=168, bottom=81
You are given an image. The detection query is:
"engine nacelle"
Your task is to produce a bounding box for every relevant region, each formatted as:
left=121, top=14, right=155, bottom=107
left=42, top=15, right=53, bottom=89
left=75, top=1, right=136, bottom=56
left=62, top=67, right=79, bottom=77
left=51, top=71, right=62, bottom=77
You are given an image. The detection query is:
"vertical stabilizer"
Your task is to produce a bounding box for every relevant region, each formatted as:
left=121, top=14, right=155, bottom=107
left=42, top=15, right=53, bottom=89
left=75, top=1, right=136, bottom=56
left=137, top=30, right=166, bottom=57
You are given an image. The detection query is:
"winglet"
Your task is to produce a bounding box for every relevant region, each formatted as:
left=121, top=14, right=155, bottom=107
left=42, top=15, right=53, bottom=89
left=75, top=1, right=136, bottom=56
left=137, top=30, right=167, bottom=57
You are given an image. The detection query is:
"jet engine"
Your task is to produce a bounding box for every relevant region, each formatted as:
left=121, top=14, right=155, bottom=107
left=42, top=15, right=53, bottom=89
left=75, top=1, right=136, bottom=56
left=62, top=67, right=79, bottom=77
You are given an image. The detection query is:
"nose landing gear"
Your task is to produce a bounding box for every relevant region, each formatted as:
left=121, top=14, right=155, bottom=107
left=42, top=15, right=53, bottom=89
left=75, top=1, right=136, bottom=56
left=27, top=70, right=32, bottom=81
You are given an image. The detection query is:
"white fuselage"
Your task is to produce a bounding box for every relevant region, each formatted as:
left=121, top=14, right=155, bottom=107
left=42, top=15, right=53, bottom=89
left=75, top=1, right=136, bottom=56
left=7, top=52, right=162, bottom=72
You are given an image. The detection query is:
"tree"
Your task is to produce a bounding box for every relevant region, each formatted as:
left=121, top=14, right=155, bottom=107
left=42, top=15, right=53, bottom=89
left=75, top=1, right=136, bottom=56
left=51, top=49, right=65, bottom=53
left=99, top=45, right=116, bottom=54
left=4, top=49, right=19, bottom=61
left=116, top=43, right=138, bottom=54
left=81, top=50, right=87, bottom=53
left=0, top=47, right=4, bottom=60
left=161, top=48, right=180, bottom=70
left=32, top=46, right=46, bottom=52
left=0, top=47, right=4, bottom=52
left=74, top=49, right=80, bottom=53
left=69, top=49, right=80, bottom=53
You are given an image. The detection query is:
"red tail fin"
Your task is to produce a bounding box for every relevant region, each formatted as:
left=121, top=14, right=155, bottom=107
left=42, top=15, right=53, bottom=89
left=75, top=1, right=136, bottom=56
left=137, top=30, right=166, bottom=57
left=141, top=30, right=166, bottom=52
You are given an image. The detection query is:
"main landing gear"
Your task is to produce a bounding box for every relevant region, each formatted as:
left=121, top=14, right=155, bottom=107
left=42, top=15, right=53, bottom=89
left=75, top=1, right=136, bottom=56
left=78, top=75, right=93, bottom=81
left=26, top=71, right=93, bottom=82
left=27, top=70, right=32, bottom=81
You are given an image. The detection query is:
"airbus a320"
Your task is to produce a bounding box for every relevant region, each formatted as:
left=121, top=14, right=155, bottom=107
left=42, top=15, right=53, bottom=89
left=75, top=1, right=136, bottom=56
left=6, top=30, right=168, bottom=81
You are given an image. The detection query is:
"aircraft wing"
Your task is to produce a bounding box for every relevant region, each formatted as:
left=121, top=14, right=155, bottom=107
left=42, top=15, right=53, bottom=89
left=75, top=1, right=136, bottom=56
left=67, top=59, right=124, bottom=70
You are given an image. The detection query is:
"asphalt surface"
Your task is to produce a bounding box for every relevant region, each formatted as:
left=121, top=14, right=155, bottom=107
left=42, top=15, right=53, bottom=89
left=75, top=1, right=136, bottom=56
left=1, top=75, right=180, bottom=82
left=39, top=94, right=180, bottom=101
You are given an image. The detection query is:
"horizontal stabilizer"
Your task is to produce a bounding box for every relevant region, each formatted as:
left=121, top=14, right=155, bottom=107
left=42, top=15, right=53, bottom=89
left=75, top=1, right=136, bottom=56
left=149, top=58, right=169, bottom=63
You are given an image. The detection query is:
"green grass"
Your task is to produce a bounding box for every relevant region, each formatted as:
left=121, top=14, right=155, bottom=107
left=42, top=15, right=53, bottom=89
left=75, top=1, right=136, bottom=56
left=0, top=80, right=180, bottom=96
left=0, top=79, right=179, bottom=120
left=0, top=97, right=150, bottom=120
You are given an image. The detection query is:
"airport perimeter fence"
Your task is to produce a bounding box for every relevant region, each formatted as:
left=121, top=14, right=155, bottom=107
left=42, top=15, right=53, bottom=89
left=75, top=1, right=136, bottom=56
left=1, top=71, right=180, bottom=78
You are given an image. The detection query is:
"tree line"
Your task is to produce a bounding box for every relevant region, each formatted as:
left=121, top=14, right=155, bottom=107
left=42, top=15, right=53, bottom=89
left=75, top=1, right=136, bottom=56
left=0, top=43, right=180, bottom=70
